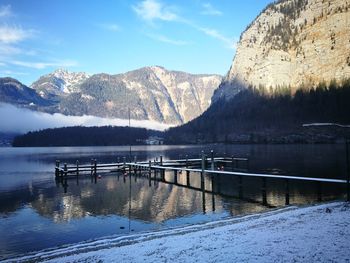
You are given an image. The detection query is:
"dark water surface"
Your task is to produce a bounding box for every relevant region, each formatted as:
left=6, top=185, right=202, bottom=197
left=0, top=144, right=347, bottom=259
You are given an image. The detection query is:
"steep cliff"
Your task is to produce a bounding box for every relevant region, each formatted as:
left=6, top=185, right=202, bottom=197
left=214, top=0, right=350, bottom=101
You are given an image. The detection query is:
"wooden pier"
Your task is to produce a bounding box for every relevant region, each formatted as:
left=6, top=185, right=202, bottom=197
left=55, top=151, right=350, bottom=206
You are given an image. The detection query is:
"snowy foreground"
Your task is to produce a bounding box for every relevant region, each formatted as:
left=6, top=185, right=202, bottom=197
left=11, top=202, right=350, bottom=263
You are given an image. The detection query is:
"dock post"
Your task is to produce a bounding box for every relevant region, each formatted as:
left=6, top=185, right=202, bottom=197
left=285, top=179, right=290, bottom=205
left=317, top=181, right=322, bottom=202
left=148, top=160, right=152, bottom=186
left=64, top=163, right=67, bottom=177
left=123, top=157, right=126, bottom=173
left=231, top=156, right=234, bottom=172
left=262, top=177, right=267, bottom=205
left=201, top=151, right=205, bottom=190
left=63, top=178, right=68, bottom=193
left=55, top=160, right=60, bottom=177
left=210, top=150, right=214, bottom=170
left=346, top=139, right=350, bottom=202
left=202, top=188, right=206, bottom=214
left=160, top=156, right=165, bottom=180
left=238, top=175, right=243, bottom=199
left=76, top=160, right=79, bottom=176
left=174, top=170, right=178, bottom=184
left=186, top=155, right=190, bottom=186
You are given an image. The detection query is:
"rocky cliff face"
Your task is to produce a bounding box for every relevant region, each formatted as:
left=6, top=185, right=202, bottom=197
left=31, top=66, right=221, bottom=125
left=214, top=0, right=350, bottom=101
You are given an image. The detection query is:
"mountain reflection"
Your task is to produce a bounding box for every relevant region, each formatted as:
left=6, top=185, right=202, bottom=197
left=26, top=172, right=222, bottom=223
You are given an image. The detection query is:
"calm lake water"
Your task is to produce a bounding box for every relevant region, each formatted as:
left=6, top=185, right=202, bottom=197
left=0, top=144, right=348, bottom=260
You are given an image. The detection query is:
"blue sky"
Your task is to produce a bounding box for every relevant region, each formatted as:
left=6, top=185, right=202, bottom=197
left=0, top=0, right=272, bottom=85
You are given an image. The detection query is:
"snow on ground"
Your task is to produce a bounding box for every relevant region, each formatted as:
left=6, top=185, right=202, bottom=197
left=11, top=202, right=350, bottom=263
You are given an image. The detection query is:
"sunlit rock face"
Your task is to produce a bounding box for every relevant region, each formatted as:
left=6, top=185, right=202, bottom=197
left=214, top=0, right=350, bottom=101
left=30, top=66, right=222, bottom=125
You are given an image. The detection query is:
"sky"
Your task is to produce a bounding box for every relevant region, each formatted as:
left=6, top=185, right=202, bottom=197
left=0, top=0, right=272, bottom=85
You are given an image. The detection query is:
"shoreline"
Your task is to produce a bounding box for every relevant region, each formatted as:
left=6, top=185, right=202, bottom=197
left=8, top=201, right=350, bottom=262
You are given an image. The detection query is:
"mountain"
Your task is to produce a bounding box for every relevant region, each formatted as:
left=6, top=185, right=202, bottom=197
left=31, top=69, right=90, bottom=101
left=31, top=66, right=222, bottom=125
left=214, top=0, right=350, bottom=101
left=0, top=77, right=51, bottom=108
left=166, top=0, right=350, bottom=143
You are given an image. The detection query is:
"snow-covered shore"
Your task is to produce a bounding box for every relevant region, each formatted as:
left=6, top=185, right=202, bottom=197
left=9, top=202, right=350, bottom=262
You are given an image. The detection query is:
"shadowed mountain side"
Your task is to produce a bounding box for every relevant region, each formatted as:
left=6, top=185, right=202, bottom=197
left=165, top=80, right=350, bottom=144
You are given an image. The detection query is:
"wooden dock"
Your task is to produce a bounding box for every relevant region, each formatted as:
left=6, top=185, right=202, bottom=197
left=55, top=150, right=350, bottom=205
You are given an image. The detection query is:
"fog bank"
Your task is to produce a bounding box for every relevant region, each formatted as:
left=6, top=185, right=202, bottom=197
left=0, top=103, right=171, bottom=133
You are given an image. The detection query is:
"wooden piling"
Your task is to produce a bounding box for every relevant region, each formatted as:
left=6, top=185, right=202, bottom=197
left=285, top=179, right=290, bottom=205
left=55, top=160, right=60, bottom=177
left=160, top=155, right=165, bottom=180
left=201, top=151, right=205, bottom=190
left=211, top=150, right=214, bottom=170
left=231, top=156, right=234, bottom=172
left=238, top=175, right=243, bottom=199
left=202, top=190, right=206, bottom=214
left=262, top=177, right=267, bottom=205
left=174, top=170, right=178, bottom=184
left=63, top=178, right=68, bottom=193
left=76, top=160, right=79, bottom=176
left=148, top=160, right=152, bottom=186
left=317, top=181, right=322, bottom=202
left=123, top=157, right=126, bottom=173
left=346, top=139, right=350, bottom=202
left=63, top=163, right=67, bottom=177
left=186, top=155, right=190, bottom=186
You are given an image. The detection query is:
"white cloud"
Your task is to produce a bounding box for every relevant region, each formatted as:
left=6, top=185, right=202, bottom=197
left=98, top=23, right=121, bottom=32
left=11, top=59, right=78, bottom=69
left=0, top=103, right=171, bottom=133
left=0, top=25, right=34, bottom=44
left=0, top=7, right=79, bottom=75
left=146, top=33, right=190, bottom=46
left=133, top=0, right=178, bottom=22
left=0, top=5, right=12, bottom=18
left=133, top=0, right=235, bottom=49
left=196, top=26, right=236, bottom=49
left=201, top=3, right=222, bottom=16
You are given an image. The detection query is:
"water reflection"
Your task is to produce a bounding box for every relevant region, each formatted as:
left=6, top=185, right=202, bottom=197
left=0, top=144, right=347, bottom=259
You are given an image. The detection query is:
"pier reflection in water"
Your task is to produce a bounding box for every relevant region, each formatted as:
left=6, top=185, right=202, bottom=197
left=0, top=144, right=347, bottom=259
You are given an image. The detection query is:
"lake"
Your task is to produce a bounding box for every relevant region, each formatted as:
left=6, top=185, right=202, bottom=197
left=0, top=144, right=348, bottom=260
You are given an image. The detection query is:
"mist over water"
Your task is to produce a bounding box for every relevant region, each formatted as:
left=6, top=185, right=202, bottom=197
left=0, top=103, right=171, bottom=133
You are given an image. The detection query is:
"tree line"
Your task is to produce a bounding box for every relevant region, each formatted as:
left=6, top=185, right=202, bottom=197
left=12, top=126, right=162, bottom=147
